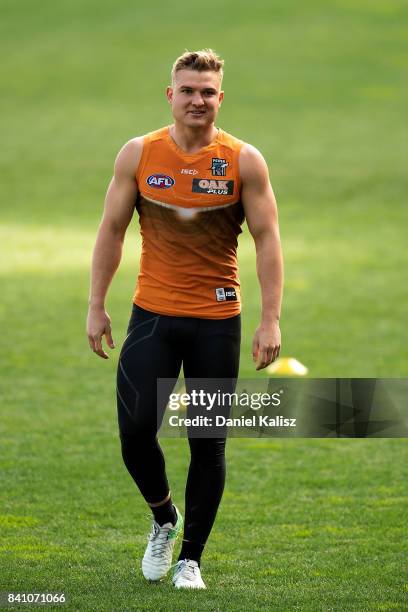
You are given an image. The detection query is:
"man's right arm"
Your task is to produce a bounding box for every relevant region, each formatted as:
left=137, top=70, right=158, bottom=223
left=86, top=137, right=143, bottom=359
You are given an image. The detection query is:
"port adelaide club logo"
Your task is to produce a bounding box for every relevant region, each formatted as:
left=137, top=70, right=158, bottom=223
left=211, top=157, right=228, bottom=176
left=147, top=174, right=175, bottom=189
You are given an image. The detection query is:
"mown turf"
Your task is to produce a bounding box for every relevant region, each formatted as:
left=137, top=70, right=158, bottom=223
left=1, top=433, right=407, bottom=611
left=1, top=0, right=407, bottom=610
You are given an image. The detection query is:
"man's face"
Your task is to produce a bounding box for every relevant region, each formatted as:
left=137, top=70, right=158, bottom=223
left=167, top=69, right=224, bottom=128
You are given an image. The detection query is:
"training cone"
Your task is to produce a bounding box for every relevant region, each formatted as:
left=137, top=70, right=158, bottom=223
left=267, top=357, right=308, bottom=376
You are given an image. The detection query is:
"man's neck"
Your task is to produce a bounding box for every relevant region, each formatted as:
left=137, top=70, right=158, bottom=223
left=170, top=123, right=218, bottom=154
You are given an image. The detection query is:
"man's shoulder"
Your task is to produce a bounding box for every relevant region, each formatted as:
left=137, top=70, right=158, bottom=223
left=218, top=127, right=245, bottom=152
left=114, top=137, right=144, bottom=177
left=239, top=142, right=264, bottom=161
left=216, top=130, right=268, bottom=181
left=238, top=143, right=269, bottom=182
left=113, top=127, right=169, bottom=178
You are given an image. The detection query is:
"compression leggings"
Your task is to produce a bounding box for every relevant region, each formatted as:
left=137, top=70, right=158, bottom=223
left=116, top=304, right=241, bottom=551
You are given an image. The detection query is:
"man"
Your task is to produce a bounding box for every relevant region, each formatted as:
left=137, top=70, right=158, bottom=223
left=86, top=49, right=283, bottom=589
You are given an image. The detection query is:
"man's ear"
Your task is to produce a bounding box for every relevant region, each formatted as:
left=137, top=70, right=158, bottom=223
left=219, top=90, right=224, bottom=106
left=166, top=86, right=173, bottom=104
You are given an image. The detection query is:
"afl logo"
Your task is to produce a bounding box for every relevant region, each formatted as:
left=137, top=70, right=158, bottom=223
left=147, top=174, right=175, bottom=189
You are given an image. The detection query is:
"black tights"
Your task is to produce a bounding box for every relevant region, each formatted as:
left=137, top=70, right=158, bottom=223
left=117, top=304, right=240, bottom=552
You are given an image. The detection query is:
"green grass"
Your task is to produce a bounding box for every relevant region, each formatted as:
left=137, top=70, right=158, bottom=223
left=1, top=0, right=408, bottom=609
left=1, top=434, right=407, bottom=610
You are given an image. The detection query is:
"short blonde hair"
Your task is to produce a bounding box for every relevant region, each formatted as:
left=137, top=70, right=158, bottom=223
left=171, top=48, right=224, bottom=82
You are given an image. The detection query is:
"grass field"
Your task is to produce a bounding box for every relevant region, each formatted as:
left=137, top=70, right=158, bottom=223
left=1, top=0, right=407, bottom=610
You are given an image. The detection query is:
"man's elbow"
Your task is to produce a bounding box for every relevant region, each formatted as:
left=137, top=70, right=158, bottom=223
left=99, top=217, right=127, bottom=242
left=252, top=225, right=281, bottom=248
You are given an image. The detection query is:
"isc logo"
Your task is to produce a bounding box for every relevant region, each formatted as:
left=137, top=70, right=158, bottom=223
left=215, top=287, right=237, bottom=302
left=147, top=174, right=175, bottom=189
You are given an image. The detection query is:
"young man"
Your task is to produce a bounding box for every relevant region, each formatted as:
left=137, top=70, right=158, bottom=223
left=86, top=49, right=283, bottom=589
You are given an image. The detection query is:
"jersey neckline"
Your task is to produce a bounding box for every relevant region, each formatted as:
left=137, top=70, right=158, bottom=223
left=165, top=125, right=222, bottom=158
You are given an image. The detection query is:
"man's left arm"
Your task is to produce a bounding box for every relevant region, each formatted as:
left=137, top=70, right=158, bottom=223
left=240, top=144, right=284, bottom=370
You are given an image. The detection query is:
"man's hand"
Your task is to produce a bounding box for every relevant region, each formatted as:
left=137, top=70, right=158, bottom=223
left=87, top=306, right=115, bottom=359
left=252, top=321, right=281, bottom=370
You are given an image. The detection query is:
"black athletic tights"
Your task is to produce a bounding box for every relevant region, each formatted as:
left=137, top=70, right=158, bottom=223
left=116, top=304, right=241, bottom=553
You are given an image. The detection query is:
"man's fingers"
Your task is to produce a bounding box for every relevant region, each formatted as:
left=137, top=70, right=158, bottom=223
left=252, top=337, right=259, bottom=363
left=256, top=346, right=270, bottom=370
left=92, top=335, right=109, bottom=359
left=269, top=345, right=280, bottom=364
left=105, top=327, right=115, bottom=349
left=256, top=345, right=280, bottom=370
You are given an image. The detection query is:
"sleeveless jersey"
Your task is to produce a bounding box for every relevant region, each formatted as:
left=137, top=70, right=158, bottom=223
left=133, top=126, right=245, bottom=319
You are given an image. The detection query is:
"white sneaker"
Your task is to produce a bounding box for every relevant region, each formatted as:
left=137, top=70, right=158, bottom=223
left=142, top=506, right=183, bottom=581
left=172, top=559, right=206, bottom=589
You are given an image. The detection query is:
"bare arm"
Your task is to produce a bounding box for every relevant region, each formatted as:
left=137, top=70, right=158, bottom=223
left=240, top=144, right=284, bottom=370
left=86, top=137, right=143, bottom=359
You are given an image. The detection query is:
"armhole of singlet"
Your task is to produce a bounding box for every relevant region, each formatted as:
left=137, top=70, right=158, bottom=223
left=235, top=140, right=245, bottom=197
left=135, top=134, right=150, bottom=184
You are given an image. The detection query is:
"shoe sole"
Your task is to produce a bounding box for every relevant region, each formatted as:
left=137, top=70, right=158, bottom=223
left=173, top=583, right=207, bottom=589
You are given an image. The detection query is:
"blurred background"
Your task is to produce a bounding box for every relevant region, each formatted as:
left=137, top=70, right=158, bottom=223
left=1, top=0, right=407, bottom=379
left=1, top=1, right=407, bottom=609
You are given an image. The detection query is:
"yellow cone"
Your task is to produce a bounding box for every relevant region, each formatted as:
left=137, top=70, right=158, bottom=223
left=267, top=357, right=308, bottom=376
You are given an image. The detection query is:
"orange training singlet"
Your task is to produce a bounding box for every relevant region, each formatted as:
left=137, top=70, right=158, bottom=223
left=133, top=126, right=245, bottom=319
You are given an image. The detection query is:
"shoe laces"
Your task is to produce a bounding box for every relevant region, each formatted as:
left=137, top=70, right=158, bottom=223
left=173, top=559, right=198, bottom=582
left=148, top=520, right=172, bottom=558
